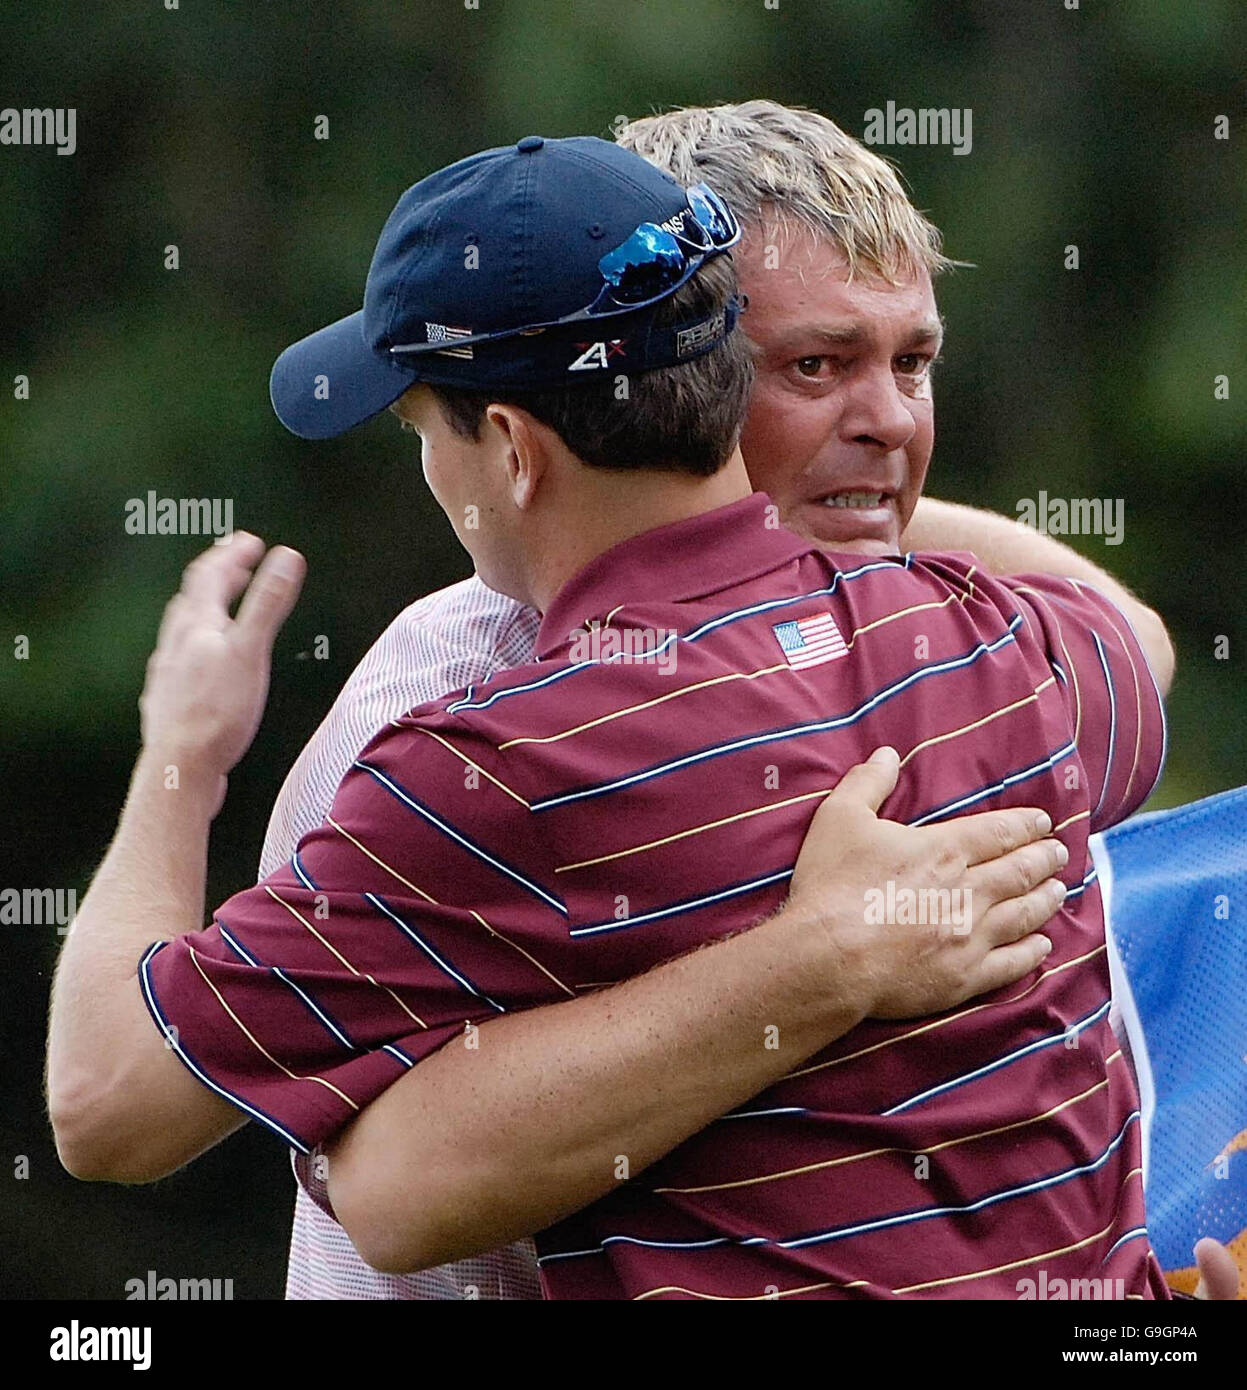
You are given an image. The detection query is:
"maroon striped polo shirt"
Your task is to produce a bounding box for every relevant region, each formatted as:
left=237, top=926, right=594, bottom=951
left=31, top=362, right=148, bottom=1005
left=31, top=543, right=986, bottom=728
left=142, top=491, right=1170, bottom=1299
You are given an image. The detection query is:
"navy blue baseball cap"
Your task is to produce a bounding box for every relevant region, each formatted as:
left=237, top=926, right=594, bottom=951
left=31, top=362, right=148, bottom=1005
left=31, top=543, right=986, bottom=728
left=270, top=135, right=742, bottom=440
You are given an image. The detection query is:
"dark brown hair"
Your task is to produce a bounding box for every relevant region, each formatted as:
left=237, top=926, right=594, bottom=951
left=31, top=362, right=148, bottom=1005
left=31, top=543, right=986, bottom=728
left=430, top=254, right=753, bottom=477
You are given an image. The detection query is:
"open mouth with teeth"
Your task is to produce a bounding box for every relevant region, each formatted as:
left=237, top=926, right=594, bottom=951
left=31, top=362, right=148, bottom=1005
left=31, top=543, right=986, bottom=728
left=820, top=491, right=888, bottom=509
left=795, top=490, right=901, bottom=553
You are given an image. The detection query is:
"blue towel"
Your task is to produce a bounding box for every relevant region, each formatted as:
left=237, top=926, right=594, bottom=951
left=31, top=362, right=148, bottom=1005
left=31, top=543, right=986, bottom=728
left=1093, top=785, right=1247, bottom=1291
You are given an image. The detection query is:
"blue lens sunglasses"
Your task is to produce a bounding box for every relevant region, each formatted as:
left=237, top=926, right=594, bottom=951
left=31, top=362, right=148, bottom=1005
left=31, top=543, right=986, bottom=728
left=389, top=183, right=740, bottom=357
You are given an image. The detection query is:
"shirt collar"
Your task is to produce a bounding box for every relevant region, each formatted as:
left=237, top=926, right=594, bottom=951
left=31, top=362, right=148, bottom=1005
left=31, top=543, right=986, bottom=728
left=535, top=492, right=811, bottom=659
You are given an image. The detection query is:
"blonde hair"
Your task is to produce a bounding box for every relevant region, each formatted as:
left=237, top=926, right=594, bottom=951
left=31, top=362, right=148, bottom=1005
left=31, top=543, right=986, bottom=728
left=617, top=99, right=954, bottom=283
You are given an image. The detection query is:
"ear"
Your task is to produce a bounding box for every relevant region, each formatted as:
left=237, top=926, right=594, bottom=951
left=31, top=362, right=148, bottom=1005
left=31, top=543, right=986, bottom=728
left=483, top=404, right=550, bottom=510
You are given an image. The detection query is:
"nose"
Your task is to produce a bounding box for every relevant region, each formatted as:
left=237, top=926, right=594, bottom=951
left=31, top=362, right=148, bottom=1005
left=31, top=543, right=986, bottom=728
left=840, top=368, right=917, bottom=454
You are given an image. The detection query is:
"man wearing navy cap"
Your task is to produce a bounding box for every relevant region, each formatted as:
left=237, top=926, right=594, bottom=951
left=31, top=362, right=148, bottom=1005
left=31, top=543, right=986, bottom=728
left=269, top=135, right=746, bottom=435
left=51, top=134, right=1173, bottom=1298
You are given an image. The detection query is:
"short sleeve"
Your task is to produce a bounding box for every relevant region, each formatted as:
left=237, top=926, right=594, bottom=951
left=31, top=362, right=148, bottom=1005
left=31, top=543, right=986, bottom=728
left=139, top=704, right=568, bottom=1152
left=998, top=573, right=1167, bottom=832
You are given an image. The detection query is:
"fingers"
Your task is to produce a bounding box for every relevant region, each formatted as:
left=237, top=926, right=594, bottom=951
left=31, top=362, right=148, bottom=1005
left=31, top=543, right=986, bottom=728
left=1192, top=1236, right=1239, bottom=1300
left=235, top=544, right=306, bottom=646
left=180, top=531, right=267, bottom=611
left=933, top=805, right=1053, bottom=867
left=822, top=746, right=901, bottom=816
left=172, top=533, right=305, bottom=647
left=968, top=837, right=1069, bottom=911
left=978, top=877, right=1067, bottom=947
left=971, top=931, right=1053, bottom=996
left=155, top=592, right=189, bottom=648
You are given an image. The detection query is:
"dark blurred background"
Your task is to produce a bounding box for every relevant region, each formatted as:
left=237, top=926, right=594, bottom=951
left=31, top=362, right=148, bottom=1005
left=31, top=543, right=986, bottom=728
left=2, top=0, right=1242, bottom=1298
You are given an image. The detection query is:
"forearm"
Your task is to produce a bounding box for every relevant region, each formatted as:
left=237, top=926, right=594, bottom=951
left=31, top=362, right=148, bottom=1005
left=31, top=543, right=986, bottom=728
left=48, top=537, right=308, bottom=1180
left=326, top=901, right=867, bottom=1274
left=904, top=497, right=1141, bottom=595
left=46, top=751, right=222, bottom=1165
left=904, top=498, right=1174, bottom=691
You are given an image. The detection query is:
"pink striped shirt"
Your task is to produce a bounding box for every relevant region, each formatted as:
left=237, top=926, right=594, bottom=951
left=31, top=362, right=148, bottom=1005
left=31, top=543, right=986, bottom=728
left=261, top=575, right=543, bottom=1299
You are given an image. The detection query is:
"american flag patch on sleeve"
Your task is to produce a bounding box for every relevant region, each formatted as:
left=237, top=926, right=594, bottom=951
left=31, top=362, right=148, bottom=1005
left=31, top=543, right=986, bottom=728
left=772, top=612, right=848, bottom=670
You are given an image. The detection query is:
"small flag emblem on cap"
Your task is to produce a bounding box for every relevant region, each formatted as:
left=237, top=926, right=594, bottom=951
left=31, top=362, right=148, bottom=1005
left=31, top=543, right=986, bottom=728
left=425, top=322, right=474, bottom=359
left=772, top=613, right=848, bottom=670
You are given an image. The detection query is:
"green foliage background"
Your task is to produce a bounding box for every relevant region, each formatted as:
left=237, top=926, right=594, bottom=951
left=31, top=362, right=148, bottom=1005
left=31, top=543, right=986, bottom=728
left=2, top=0, right=1242, bottom=1298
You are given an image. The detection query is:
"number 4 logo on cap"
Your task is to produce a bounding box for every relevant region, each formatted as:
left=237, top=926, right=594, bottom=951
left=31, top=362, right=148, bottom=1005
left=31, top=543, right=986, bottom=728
left=568, top=339, right=627, bottom=371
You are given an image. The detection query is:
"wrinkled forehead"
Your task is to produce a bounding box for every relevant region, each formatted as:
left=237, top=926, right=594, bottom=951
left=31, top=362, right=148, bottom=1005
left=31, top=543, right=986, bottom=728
left=736, top=230, right=942, bottom=352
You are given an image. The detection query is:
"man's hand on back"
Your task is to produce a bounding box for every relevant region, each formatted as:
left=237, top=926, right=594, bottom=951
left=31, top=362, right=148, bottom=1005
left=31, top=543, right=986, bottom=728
left=139, top=531, right=307, bottom=811
left=787, top=745, right=1065, bottom=1021
left=328, top=746, right=1073, bottom=1272
left=788, top=751, right=1243, bottom=1302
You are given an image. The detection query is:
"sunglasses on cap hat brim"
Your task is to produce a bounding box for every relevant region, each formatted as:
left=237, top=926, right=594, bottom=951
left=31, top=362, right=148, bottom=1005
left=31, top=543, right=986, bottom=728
left=388, top=183, right=741, bottom=359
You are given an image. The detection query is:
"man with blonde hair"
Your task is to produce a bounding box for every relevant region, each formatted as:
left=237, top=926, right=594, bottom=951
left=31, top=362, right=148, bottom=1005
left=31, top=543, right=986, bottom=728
left=57, top=104, right=1225, bottom=1299
left=622, top=98, right=950, bottom=283
left=248, top=101, right=1195, bottom=1299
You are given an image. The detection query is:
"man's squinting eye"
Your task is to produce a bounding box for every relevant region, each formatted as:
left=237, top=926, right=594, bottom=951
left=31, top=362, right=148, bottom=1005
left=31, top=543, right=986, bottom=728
left=896, top=352, right=940, bottom=376
left=794, top=355, right=829, bottom=378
